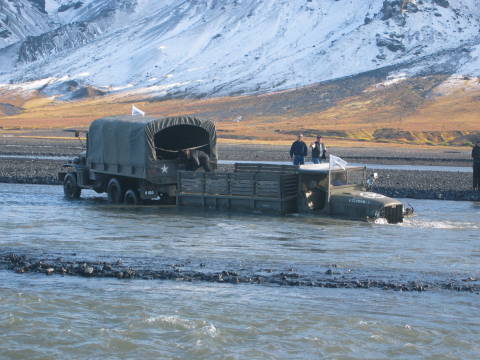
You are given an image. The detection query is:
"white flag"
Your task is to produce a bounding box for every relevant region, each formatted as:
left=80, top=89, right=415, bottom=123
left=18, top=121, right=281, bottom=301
left=132, top=105, right=145, bottom=116
left=329, top=154, right=347, bottom=170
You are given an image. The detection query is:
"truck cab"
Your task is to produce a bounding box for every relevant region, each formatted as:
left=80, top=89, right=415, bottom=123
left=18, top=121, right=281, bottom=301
left=298, top=164, right=404, bottom=223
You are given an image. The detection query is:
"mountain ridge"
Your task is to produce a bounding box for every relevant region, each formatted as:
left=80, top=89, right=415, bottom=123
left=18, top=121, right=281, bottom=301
left=0, top=0, right=479, bottom=99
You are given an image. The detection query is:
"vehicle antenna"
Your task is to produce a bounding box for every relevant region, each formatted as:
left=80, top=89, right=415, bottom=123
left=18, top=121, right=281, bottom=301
left=64, top=129, right=86, bottom=149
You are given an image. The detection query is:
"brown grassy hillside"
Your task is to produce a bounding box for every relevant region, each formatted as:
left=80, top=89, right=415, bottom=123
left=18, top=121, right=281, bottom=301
left=0, top=73, right=479, bottom=147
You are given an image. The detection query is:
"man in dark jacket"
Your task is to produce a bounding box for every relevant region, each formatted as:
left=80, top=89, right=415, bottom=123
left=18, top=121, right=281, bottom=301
left=180, top=149, right=211, bottom=172
left=472, top=140, right=480, bottom=190
left=290, top=134, right=308, bottom=165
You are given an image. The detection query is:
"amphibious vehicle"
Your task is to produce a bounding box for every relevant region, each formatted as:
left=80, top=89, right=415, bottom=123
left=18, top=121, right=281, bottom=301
left=60, top=115, right=410, bottom=223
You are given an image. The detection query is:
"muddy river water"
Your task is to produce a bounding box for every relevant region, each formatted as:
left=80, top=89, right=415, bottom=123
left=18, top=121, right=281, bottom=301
left=0, top=183, right=479, bottom=359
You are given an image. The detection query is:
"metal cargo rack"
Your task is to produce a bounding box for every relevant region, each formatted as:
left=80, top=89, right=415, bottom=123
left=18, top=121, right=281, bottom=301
left=234, top=163, right=298, bottom=174
left=176, top=170, right=298, bottom=215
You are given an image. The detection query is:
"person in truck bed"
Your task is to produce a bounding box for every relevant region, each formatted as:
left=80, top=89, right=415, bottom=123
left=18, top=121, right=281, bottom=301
left=310, top=135, right=327, bottom=164
left=472, top=140, right=480, bottom=190
left=180, top=149, right=211, bottom=172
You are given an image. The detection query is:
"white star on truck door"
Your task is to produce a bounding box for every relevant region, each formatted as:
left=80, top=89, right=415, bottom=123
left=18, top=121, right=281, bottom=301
left=161, top=164, right=168, bottom=174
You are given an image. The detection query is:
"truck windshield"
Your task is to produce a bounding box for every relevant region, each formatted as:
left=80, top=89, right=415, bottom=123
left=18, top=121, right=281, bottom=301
left=330, top=168, right=365, bottom=187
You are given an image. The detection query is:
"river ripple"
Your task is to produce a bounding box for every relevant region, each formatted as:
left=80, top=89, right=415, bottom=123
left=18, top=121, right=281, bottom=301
left=0, top=184, right=479, bottom=359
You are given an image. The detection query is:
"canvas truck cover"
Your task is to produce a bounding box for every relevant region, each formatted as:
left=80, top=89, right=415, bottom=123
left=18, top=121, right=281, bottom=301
left=87, top=115, right=217, bottom=169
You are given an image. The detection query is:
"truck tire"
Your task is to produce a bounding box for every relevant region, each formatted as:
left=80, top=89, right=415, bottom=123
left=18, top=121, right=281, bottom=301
left=64, top=173, right=81, bottom=199
left=124, top=189, right=140, bottom=205
left=107, top=178, right=123, bottom=203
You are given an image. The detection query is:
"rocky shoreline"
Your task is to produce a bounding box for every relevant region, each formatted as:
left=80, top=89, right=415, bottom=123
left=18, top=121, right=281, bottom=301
left=370, top=169, right=480, bottom=201
left=0, top=158, right=62, bottom=185
left=2, top=252, right=478, bottom=293
left=0, top=140, right=479, bottom=201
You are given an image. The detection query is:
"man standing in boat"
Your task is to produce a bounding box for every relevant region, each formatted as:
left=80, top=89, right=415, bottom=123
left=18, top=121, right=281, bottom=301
left=290, top=134, right=308, bottom=165
left=472, top=140, right=480, bottom=190
left=310, top=135, right=327, bottom=164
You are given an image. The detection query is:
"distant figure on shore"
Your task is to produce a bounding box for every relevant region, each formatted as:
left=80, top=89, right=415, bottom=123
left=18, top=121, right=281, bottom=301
left=179, top=149, right=211, bottom=172
left=310, top=135, right=327, bottom=164
left=472, top=140, right=480, bottom=190
left=290, top=134, right=308, bottom=165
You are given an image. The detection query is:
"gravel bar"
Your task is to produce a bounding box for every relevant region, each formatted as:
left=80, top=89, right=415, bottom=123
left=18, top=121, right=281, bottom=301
left=0, top=142, right=478, bottom=201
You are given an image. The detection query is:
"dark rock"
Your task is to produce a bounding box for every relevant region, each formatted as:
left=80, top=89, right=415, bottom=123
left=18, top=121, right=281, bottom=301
left=2, top=252, right=479, bottom=293
left=27, top=0, right=46, bottom=13
left=18, top=22, right=101, bottom=63
left=376, top=36, right=405, bottom=52
left=0, top=29, right=12, bottom=39
left=380, top=0, right=402, bottom=20
left=58, top=2, right=84, bottom=12
left=433, top=0, right=449, bottom=8
left=69, top=86, right=106, bottom=100
left=125, top=269, right=135, bottom=278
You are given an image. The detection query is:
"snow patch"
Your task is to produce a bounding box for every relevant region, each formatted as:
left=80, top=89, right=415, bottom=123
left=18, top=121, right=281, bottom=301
left=432, top=74, right=480, bottom=96
left=375, top=73, right=408, bottom=89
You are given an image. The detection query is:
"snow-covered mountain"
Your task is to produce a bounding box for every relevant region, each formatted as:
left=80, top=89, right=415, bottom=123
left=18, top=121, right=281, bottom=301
left=0, top=0, right=51, bottom=49
left=1, top=0, right=479, bottom=99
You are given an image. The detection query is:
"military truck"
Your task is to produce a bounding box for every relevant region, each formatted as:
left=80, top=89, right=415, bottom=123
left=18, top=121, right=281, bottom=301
left=61, top=115, right=409, bottom=223
left=60, top=115, right=217, bottom=204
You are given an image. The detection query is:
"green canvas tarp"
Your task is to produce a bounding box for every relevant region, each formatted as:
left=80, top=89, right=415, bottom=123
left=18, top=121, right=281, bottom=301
left=87, top=115, right=217, bottom=168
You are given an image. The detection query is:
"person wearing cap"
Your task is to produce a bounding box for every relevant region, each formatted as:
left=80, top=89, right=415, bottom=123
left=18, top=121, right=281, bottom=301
left=310, top=135, right=327, bottom=164
left=472, top=140, right=480, bottom=190
left=289, top=134, right=308, bottom=165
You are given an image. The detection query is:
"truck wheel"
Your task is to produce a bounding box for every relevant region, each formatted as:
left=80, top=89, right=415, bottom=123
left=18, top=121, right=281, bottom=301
left=64, top=173, right=81, bottom=199
left=107, top=178, right=123, bottom=203
left=124, top=189, right=140, bottom=205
